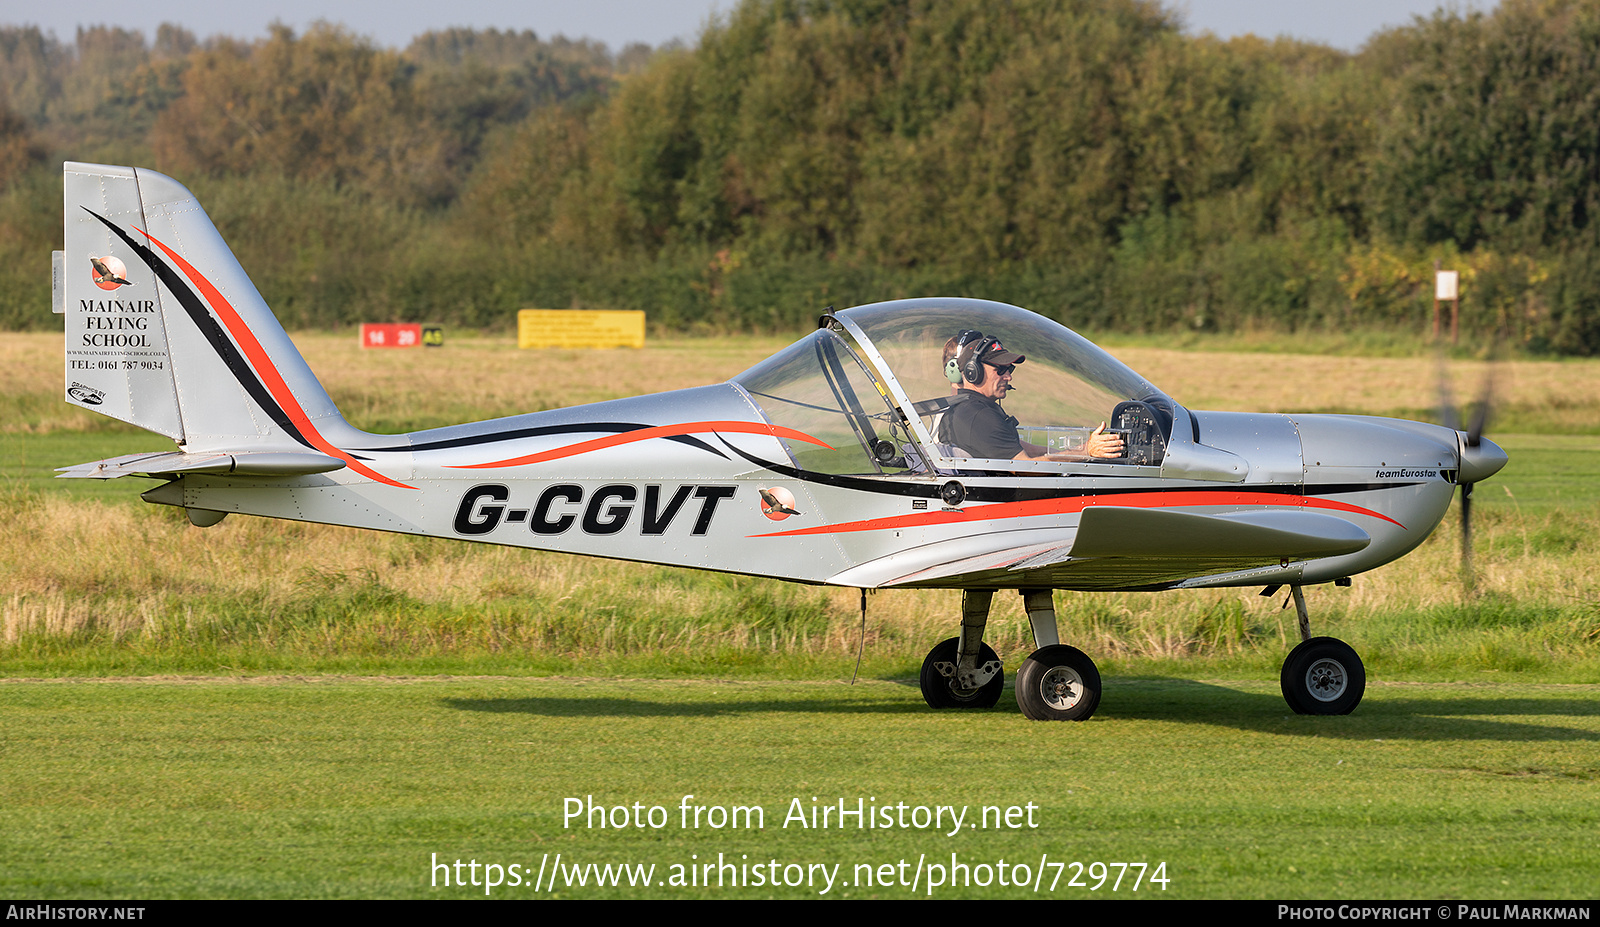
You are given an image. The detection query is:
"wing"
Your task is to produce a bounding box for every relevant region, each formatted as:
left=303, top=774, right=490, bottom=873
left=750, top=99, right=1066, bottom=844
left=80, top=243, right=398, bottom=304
left=829, top=505, right=1371, bottom=590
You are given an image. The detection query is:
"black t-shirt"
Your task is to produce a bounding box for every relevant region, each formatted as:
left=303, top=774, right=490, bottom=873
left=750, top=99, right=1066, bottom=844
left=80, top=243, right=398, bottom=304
left=937, top=391, right=1021, bottom=459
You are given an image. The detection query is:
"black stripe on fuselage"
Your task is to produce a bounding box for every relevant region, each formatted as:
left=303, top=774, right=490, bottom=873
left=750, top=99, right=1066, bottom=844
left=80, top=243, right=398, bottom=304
left=358, top=423, right=727, bottom=459
left=725, top=442, right=1437, bottom=502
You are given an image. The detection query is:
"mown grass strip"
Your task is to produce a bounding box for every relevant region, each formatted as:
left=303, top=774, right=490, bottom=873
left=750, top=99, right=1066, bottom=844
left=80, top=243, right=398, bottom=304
left=0, top=676, right=1594, bottom=899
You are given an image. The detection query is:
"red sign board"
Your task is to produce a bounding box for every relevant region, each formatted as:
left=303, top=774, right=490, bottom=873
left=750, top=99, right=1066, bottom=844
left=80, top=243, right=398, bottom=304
left=360, top=323, right=443, bottom=348
left=360, top=323, right=420, bottom=348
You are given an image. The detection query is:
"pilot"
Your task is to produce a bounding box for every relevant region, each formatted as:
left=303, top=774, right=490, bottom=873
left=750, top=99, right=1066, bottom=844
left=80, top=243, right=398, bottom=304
left=937, top=334, right=1125, bottom=461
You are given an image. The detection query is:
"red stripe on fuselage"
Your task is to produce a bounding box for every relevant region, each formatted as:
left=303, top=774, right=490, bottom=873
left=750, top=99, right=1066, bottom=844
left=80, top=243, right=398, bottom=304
left=447, top=421, right=832, bottom=469
left=747, top=490, right=1405, bottom=538
left=134, top=227, right=412, bottom=490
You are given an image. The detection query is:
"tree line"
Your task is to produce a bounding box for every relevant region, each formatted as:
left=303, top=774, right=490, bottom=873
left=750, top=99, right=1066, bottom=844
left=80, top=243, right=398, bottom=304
left=3, top=0, right=1598, bottom=353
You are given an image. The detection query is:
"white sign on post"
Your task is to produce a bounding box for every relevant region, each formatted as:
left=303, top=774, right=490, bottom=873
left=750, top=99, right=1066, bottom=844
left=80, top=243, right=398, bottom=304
left=1435, top=270, right=1459, bottom=301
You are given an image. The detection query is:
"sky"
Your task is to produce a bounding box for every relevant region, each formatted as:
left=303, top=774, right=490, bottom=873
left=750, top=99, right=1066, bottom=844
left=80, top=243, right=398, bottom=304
left=0, top=0, right=1499, bottom=54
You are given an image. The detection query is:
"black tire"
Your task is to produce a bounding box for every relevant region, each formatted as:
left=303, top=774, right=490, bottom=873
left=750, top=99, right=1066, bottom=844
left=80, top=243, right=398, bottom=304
left=919, top=637, right=1004, bottom=709
left=1015, top=645, right=1101, bottom=721
left=1281, top=637, right=1365, bottom=715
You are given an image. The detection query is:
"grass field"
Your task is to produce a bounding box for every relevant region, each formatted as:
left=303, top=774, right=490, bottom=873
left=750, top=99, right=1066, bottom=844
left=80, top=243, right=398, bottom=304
left=2, top=676, right=1595, bottom=899
left=2, top=329, right=1598, bottom=899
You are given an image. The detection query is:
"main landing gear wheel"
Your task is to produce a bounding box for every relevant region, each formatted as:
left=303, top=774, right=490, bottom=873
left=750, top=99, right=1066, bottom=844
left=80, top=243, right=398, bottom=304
left=919, top=637, right=1004, bottom=709
left=1280, top=637, right=1365, bottom=715
left=1016, top=645, right=1101, bottom=721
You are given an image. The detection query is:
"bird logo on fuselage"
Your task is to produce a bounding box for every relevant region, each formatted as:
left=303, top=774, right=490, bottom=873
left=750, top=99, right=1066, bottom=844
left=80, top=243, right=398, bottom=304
left=759, top=487, right=801, bottom=520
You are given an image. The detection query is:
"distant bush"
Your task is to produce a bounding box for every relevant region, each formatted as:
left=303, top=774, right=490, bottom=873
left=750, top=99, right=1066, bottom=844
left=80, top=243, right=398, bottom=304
left=3, top=2, right=1600, bottom=352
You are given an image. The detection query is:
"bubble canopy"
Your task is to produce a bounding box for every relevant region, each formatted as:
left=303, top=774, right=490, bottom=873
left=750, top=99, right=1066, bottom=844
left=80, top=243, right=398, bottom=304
left=732, top=298, right=1178, bottom=474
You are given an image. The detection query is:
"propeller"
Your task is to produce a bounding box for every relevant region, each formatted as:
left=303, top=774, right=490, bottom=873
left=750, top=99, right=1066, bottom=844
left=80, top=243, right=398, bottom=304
left=1437, top=346, right=1508, bottom=594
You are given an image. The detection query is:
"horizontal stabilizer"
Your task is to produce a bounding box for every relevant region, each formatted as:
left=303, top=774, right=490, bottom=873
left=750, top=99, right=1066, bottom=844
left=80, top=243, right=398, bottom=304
left=56, top=451, right=347, bottom=480
left=1068, top=506, right=1370, bottom=560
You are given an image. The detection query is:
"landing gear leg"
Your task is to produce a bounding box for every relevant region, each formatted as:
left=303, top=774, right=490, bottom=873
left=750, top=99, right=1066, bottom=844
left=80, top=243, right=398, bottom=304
left=1021, top=588, right=1058, bottom=648
left=1015, top=589, right=1102, bottom=722
left=1292, top=585, right=1311, bottom=642
left=1280, top=584, right=1366, bottom=715
left=919, top=590, right=1004, bottom=709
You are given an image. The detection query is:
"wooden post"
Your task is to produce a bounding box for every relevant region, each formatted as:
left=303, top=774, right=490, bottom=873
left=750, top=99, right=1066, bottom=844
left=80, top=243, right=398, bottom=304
left=1432, top=259, right=1441, bottom=342
left=1435, top=267, right=1460, bottom=346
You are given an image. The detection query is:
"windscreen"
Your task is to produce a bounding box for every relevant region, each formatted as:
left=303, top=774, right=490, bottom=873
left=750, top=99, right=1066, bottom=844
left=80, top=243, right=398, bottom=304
left=733, top=328, right=907, bottom=474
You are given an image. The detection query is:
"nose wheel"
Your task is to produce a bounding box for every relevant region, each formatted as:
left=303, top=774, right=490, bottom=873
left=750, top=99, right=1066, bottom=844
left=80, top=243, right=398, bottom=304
left=1281, top=636, right=1365, bottom=715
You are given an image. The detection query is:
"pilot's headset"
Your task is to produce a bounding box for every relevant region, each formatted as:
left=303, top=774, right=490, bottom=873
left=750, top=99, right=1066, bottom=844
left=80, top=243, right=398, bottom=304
left=958, top=334, right=1006, bottom=386
left=944, top=329, right=986, bottom=384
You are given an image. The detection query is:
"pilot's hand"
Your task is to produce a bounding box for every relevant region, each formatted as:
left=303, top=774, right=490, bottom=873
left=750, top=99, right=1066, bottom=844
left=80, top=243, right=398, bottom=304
left=1086, top=422, right=1124, bottom=459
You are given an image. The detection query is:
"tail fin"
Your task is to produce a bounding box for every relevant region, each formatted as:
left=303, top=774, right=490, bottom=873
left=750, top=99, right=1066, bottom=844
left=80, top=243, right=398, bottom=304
left=60, top=162, right=355, bottom=456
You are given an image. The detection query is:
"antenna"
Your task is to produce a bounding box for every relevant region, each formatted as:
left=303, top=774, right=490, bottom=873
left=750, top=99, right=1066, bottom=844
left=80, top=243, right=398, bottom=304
left=851, top=588, right=869, bottom=684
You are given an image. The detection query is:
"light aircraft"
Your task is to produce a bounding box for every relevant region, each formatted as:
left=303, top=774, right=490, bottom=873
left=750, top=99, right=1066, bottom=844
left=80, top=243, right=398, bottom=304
left=53, top=162, right=1508, bottom=721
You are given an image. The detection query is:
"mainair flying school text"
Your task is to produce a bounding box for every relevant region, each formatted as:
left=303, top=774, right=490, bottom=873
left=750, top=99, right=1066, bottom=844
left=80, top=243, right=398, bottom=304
left=77, top=298, right=158, bottom=347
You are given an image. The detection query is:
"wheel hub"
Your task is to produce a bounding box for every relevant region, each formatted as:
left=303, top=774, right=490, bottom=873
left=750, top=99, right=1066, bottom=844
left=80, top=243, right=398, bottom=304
left=932, top=658, right=1002, bottom=690
left=1305, top=658, right=1347, bottom=701
left=1038, top=666, right=1082, bottom=710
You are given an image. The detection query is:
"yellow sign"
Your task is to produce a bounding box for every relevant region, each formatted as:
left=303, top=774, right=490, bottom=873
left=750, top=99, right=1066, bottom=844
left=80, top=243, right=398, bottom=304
left=517, top=309, right=646, bottom=349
